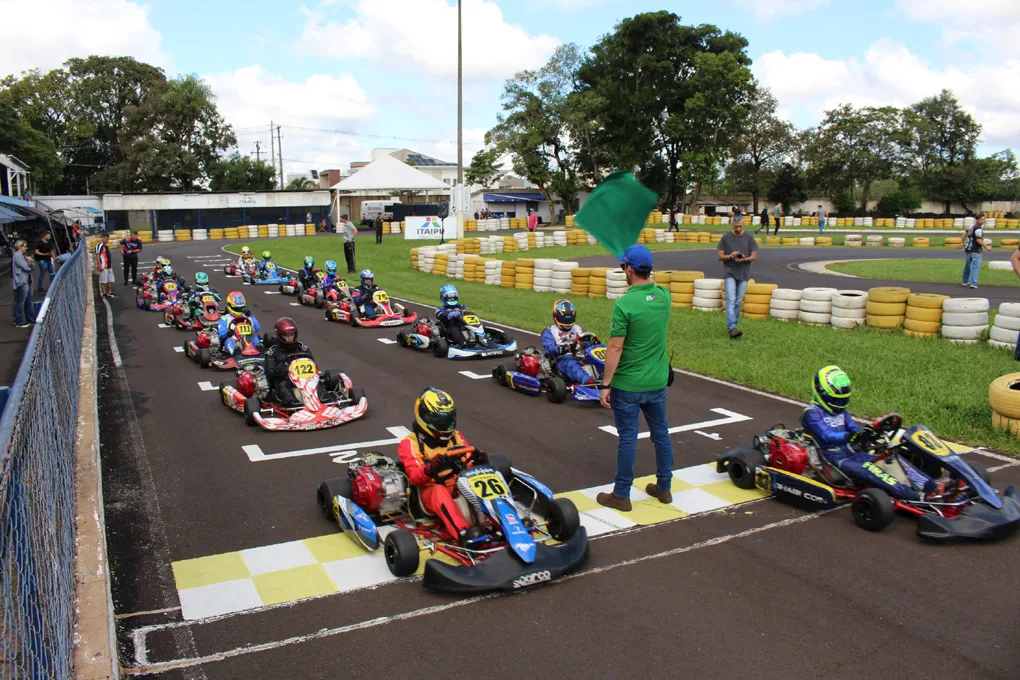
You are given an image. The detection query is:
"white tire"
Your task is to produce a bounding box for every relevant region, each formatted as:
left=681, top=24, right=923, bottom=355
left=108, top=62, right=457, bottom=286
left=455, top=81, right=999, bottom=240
left=769, top=309, right=800, bottom=321
left=995, top=314, right=1020, bottom=332
left=533, top=276, right=553, bottom=287
left=799, top=311, right=832, bottom=324
left=551, top=273, right=573, bottom=283
left=948, top=339, right=979, bottom=345
left=831, top=291, right=868, bottom=309
left=694, top=278, right=724, bottom=291
left=606, top=292, right=625, bottom=300
left=942, top=312, right=989, bottom=327
left=988, top=261, right=1012, bottom=271
left=692, top=296, right=722, bottom=308
left=998, top=302, right=1020, bottom=319
left=769, top=299, right=800, bottom=311
left=990, top=326, right=1018, bottom=344
left=942, top=298, right=989, bottom=313
left=802, top=287, right=837, bottom=302
left=799, top=300, right=833, bottom=314
left=830, top=316, right=861, bottom=329
left=772, top=288, right=803, bottom=301
left=831, top=306, right=867, bottom=319
left=990, top=339, right=1016, bottom=350
left=941, top=324, right=988, bottom=340
left=695, top=289, right=723, bottom=300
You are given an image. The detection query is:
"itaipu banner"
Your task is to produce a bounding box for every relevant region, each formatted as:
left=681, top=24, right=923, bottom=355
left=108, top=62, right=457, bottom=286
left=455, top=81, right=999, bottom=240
left=404, top=216, right=457, bottom=240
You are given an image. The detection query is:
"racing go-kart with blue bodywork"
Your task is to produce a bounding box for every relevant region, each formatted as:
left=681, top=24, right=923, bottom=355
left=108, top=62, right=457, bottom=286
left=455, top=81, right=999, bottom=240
left=316, top=447, right=588, bottom=592
left=717, top=413, right=1020, bottom=541
left=221, top=354, right=367, bottom=431
left=396, top=310, right=517, bottom=360
left=244, top=261, right=290, bottom=285
left=324, top=289, right=417, bottom=327
left=492, top=332, right=604, bottom=404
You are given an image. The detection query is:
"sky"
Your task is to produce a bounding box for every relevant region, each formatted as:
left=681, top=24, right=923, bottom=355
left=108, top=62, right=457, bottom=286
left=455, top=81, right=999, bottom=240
left=1, top=0, right=1018, bottom=179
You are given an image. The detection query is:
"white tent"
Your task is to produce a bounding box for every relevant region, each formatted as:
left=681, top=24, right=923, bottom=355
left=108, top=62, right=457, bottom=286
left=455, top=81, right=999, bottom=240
left=330, top=154, right=450, bottom=192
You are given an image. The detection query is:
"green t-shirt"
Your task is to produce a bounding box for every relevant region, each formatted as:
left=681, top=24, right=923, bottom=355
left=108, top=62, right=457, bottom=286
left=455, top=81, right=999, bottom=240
left=608, top=282, right=671, bottom=392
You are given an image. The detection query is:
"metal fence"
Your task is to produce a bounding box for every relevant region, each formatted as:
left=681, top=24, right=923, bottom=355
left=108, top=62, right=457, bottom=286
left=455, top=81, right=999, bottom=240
left=0, top=241, right=88, bottom=679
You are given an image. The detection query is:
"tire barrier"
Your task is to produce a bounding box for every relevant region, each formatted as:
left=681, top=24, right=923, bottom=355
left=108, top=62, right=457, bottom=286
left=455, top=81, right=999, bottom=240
left=799, top=287, right=836, bottom=325
left=866, top=286, right=909, bottom=329
left=912, top=237, right=930, bottom=248
left=990, top=373, right=1020, bottom=436
left=668, top=270, right=703, bottom=308
left=692, top=278, right=724, bottom=311
left=940, top=297, right=989, bottom=344
left=902, top=293, right=948, bottom=338
left=888, top=237, right=905, bottom=247
left=866, top=235, right=883, bottom=247
left=769, top=288, right=801, bottom=321
left=830, top=290, right=868, bottom=329
left=844, top=234, right=863, bottom=248
left=989, top=261, right=1012, bottom=271
left=990, top=302, right=1020, bottom=351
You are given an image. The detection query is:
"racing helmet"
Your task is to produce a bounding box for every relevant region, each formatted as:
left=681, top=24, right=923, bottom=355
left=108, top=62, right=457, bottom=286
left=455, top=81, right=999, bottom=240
left=812, top=365, right=852, bottom=413
left=414, top=387, right=456, bottom=444
left=440, top=284, right=459, bottom=308
left=241, top=246, right=251, bottom=256
left=195, top=272, right=209, bottom=287
left=304, top=256, right=314, bottom=269
left=262, top=250, right=272, bottom=261
left=274, top=317, right=299, bottom=349
left=225, top=291, right=247, bottom=318
left=162, top=264, right=175, bottom=277
left=325, top=260, right=338, bottom=275
left=360, top=269, right=374, bottom=287
left=553, top=299, right=576, bottom=330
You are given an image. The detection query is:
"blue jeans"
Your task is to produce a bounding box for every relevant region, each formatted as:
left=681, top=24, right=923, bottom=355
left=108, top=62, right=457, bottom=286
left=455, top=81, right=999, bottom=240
left=818, top=218, right=826, bottom=234
left=962, top=252, right=982, bottom=286
left=37, top=259, right=54, bottom=290
left=13, top=284, right=35, bottom=325
left=611, top=387, right=673, bottom=499
left=724, top=277, right=748, bottom=331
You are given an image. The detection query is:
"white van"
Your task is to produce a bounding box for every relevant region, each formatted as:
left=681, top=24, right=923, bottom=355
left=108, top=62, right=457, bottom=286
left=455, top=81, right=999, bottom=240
left=360, top=200, right=401, bottom=225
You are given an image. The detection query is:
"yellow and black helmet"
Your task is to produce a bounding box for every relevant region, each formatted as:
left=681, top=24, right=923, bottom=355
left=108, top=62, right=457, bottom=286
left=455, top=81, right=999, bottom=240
left=812, top=365, right=851, bottom=413
left=414, top=387, right=456, bottom=442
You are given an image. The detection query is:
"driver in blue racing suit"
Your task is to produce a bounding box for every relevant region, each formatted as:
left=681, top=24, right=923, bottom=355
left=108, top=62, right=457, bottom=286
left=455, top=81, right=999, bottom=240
left=256, top=250, right=277, bottom=278
left=541, top=299, right=594, bottom=385
left=321, top=260, right=343, bottom=291
left=802, top=365, right=941, bottom=501
left=218, top=291, right=262, bottom=355
left=350, top=269, right=379, bottom=319
left=297, top=256, right=319, bottom=289
left=435, top=284, right=469, bottom=346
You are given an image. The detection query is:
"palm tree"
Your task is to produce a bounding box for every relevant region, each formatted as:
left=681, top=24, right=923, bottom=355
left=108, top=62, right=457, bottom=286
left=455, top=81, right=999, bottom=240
left=286, top=177, right=316, bottom=190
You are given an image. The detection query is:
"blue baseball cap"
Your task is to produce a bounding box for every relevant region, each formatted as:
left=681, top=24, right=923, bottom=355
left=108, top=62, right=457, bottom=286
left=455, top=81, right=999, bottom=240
left=620, top=244, right=653, bottom=273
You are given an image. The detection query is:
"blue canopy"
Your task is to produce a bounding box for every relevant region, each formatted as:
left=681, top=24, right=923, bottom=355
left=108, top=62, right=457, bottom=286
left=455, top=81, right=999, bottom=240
left=483, top=192, right=545, bottom=203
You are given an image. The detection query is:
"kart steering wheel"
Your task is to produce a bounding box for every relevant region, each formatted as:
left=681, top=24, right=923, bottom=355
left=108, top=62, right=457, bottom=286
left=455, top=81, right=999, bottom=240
left=872, top=412, right=903, bottom=435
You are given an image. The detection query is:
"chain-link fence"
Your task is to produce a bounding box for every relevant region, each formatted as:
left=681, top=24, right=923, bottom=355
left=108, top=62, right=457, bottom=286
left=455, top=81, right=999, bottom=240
left=0, top=241, right=88, bottom=679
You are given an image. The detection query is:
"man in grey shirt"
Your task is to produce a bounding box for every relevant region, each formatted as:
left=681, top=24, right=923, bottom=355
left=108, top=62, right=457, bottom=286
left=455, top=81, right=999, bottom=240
left=340, top=214, right=358, bottom=273
left=817, top=204, right=828, bottom=234
left=718, top=213, right=758, bottom=338
left=771, top=202, right=783, bottom=236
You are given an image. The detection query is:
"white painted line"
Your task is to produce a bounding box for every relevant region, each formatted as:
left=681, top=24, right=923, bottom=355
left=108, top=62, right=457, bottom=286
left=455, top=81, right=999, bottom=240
left=264, top=291, right=281, bottom=295
left=242, top=426, right=412, bottom=462
left=599, top=407, right=752, bottom=439
left=225, top=275, right=240, bottom=278
left=459, top=370, right=490, bottom=380
left=102, top=297, right=122, bottom=368
left=376, top=338, right=397, bottom=345
left=173, top=346, right=185, bottom=353
left=189, top=255, right=225, bottom=259
left=157, top=323, right=172, bottom=329
left=695, top=430, right=721, bottom=440
left=198, top=381, right=217, bottom=391
left=289, top=302, right=301, bottom=307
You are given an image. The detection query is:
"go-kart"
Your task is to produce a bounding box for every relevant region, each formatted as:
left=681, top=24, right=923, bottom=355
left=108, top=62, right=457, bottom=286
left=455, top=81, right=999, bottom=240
left=396, top=311, right=517, bottom=359
left=279, top=270, right=322, bottom=296
left=716, top=413, right=1020, bottom=541
left=244, top=261, right=290, bottom=285
left=136, top=279, right=185, bottom=311
left=184, top=315, right=264, bottom=370
left=220, top=354, right=367, bottom=431
left=493, top=332, right=604, bottom=403
left=324, top=289, right=417, bottom=327
left=315, top=447, right=588, bottom=592
left=163, top=293, right=221, bottom=331
left=224, top=260, right=257, bottom=278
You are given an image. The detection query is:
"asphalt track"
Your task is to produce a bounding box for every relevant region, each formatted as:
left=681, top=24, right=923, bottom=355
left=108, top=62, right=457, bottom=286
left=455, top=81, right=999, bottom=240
left=96, top=238, right=1020, bottom=679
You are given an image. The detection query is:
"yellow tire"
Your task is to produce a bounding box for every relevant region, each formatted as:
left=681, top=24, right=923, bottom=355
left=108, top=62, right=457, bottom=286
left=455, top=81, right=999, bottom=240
left=907, top=293, right=948, bottom=309
left=672, top=293, right=694, bottom=303
left=743, top=293, right=773, bottom=306
left=903, top=318, right=940, bottom=334
left=905, top=306, right=943, bottom=323
left=742, top=302, right=770, bottom=315
left=670, top=271, right=704, bottom=282
left=672, top=302, right=693, bottom=309
left=746, top=283, right=777, bottom=296
left=992, top=411, right=1020, bottom=436
left=670, top=283, right=695, bottom=294
left=866, top=301, right=907, bottom=316
left=988, top=373, right=1020, bottom=420
left=868, top=286, right=910, bottom=303
left=866, top=314, right=904, bottom=329
left=741, top=312, right=768, bottom=320
left=572, top=268, right=591, bottom=277
left=904, top=330, right=937, bottom=339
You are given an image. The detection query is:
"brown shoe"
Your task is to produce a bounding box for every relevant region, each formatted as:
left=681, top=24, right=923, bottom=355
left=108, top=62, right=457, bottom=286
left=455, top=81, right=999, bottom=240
left=645, top=483, right=673, bottom=504
left=729, top=328, right=742, bottom=339
left=596, top=492, right=632, bottom=512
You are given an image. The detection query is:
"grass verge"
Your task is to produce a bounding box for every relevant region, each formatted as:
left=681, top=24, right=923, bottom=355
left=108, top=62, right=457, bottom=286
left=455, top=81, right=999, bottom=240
left=828, top=258, right=1020, bottom=287
left=226, top=236, right=1020, bottom=456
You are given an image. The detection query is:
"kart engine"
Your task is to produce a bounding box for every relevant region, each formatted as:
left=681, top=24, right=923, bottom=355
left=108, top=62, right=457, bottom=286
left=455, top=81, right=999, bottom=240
left=768, top=436, right=809, bottom=475
left=352, top=463, right=408, bottom=516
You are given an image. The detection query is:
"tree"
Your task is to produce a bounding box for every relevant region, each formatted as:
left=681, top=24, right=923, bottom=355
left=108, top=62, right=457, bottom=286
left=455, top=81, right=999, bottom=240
left=0, top=100, right=62, bottom=192
left=208, top=153, right=277, bottom=191
left=285, top=176, right=315, bottom=191
left=465, top=148, right=502, bottom=188
left=768, top=163, right=807, bottom=211
left=727, top=87, right=793, bottom=212
left=875, top=184, right=923, bottom=214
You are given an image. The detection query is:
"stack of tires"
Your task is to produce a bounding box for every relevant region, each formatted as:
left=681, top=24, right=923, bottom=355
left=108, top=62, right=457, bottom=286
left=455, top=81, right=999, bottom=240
left=605, top=269, right=628, bottom=299
left=516, top=259, right=537, bottom=291
left=888, top=237, right=905, bottom=247
left=570, top=267, right=590, bottom=297
left=799, top=288, right=836, bottom=325
left=830, top=290, right=868, bottom=329
left=990, top=302, right=1020, bottom=351
left=903, top=293, right=948, bottom=338
left=433, top=253, right=449, bottom=277
left=912, top=237, right=930, bottom=249
left=741, top=283, right=777, bottom=320
left=765, top=236, right=780, bottom=246
left=551, top=262, right=577, bottom=294
left=769, top=289, right=801, bottom=321
left=944, top=237, right=962, bottom=249
left=989, top=373, right=1020, bottom=435
left=782, top=237, right=799, bottom=246
left=989, top=260, right=1012, bottom=270
left=940, top=298, right=989, bottom=344
left=668, top=271, right=703, bottom=309
left=798, top=237, right=815, bottom=247
left=816, top=236, right=832, bottom=247
left=866, top=235, right=883, bottom=248
left=866, top=287, right=909, bottom=329
left=692, top=278, right=724, bottom=311
left=484, top=259, right=500, bottom=284
left=844, top=234, right=863, bottom=248
left=587, top=268, right=609, bottom=298
left=499, top=261, right=516, bottom=288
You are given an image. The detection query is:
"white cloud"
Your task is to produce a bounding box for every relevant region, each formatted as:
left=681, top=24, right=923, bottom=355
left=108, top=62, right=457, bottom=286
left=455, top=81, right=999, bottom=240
left=733, top=0, right=829, bottom=18
left=755, top=39, right=1020, bottom=148
left=897, top=0, right=1020, bottom=56
left=0, top=0, right=170, bottom=77
left=297, top=0, right=560, bottom=80
left=536, top=0, right=607, bottom=9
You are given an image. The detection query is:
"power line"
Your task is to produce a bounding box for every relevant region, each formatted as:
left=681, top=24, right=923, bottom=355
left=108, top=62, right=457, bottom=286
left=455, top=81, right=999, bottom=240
left=275, top=124, right=486, bottom=147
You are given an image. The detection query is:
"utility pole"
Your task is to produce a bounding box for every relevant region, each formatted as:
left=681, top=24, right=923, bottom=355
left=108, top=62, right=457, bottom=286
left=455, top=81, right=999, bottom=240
left=276, top=125, right=284, bottom=190
left=269, top=121, right=276, bottom=189
left=456, top=0, right=465, bottom=238
left=253, top=141, right=262, bottom=162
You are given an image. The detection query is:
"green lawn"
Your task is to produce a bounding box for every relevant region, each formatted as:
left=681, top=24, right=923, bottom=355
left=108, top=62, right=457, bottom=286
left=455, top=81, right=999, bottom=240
left=227, top=236, right=1020, bottom=456
left=829, top=258, right=1020, bottom=287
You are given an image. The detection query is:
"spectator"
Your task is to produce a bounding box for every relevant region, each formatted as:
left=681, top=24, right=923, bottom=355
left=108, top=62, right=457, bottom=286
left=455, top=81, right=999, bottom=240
left=306, top=211, right=312, bottom=224
left=320, top=218, right=328, bottom=233
left=668, top=205, right=678, bottom=232
left=374, top=214, right=384, bottom=245
left=23, top=189, right=32, bottom=204
left=527, top=209, right=539, bottom=232
left=960, top=215, right=991, bottom=289
left=340, top=214, right=358, bottom=273
left=771, top=202, right=783, bottom=236
left=121, top=229, right=143, bottom=285
left=95, top=232, right=115, bottom=299
left=596, top=244, right=674, bottom=512
left=33, top=232, right=55, bottom=292
left=817, top=204, right=828, bottom=234
left=718, top=212, right=759, bottom=339
left=12, top=240, right=36, bottom=328
left=757, top=204, right=770, bottom=234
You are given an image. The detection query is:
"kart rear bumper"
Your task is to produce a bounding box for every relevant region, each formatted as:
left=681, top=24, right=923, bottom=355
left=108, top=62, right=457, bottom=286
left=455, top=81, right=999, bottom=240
left=917, top=485, right=1020, bottom=541
left=447, top=340, right=518, bottom=360
left=354, top=312, right=418, bottom=328
left=254, top=395, right=368, bottom=431
left=422, top=528, right=588, bottom=593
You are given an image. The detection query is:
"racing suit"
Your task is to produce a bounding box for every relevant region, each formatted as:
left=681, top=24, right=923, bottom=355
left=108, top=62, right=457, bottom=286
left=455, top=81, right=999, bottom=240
left=236, top=255, right=256, bottom=275
left=184, top=285, right=221, bottom=318
left=802, top=405, right=935, bottom=500
left=264, top=342, right=319, bottom=406
left=351, top=283, right=379, bottom=319
left=297, top=267, right=319, bottom=290
left=435, top=304, right=469, bottom=346
left=398, top=430, right=474, bottom=538
left=218, top=314, right=262, bottom=356
left=541, top=323, right=593, bottom=385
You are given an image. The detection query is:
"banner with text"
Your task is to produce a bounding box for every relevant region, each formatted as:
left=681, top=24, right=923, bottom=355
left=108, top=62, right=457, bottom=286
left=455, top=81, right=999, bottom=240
left=404, top=216, right=457, bottom=240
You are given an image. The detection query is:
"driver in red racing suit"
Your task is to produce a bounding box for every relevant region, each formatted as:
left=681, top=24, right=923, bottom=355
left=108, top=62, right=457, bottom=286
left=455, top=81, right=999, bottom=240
left=398, top=387, right=487, bottom=548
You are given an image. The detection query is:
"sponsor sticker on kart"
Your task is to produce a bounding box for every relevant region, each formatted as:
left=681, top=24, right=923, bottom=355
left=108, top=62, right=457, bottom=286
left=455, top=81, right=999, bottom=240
left=468, top=473, right=508, bottom=500
left=512, top=570, right=552, bottom=589
left=462, top=314, right=481, bottom=326
left=589, top=347, right=607, bottom=362
left=201, top=294, right=216, bottom=304
left=380, top=319, right=403, bottom=326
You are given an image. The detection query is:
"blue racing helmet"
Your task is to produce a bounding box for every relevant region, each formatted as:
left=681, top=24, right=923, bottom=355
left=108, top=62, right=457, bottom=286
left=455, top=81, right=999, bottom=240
left=553, top=299, right=576, bottom=330
left=195, top=271, right=209, bottom=286
left=440, top=284, right=459, bottom=307
left=360, top=269, right=374, bottom=287
left=303, top=256, right=314, bottom=269
left=325, top=260, right=337, bottom=275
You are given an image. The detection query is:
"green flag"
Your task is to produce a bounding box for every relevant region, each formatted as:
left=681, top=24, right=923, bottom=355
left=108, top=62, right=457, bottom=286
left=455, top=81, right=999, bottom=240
left=574, top=171, right=659, bottom=258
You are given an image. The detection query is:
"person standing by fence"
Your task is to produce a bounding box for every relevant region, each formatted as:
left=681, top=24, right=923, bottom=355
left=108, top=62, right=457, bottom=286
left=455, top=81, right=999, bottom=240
left=817, top=204, right=828, bottom=234
left=33, top=232, right=55, bottom=292
left=341, top=215, right=357, bottom=273
left=374, top=214, right=383, bottom=245
left=960, top=215, right=991, bottom=289
left=527, top=209, right=539, bottom=232
left=12, top=240, right=36, bottom=327
left=95, top=233, right=115, bottom=299
left=120, top=230, right=143, bottom=285
left=719, top=213, right=758, bottom=339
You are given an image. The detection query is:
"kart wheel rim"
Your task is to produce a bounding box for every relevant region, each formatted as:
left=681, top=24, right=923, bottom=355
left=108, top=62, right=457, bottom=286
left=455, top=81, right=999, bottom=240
left=384, top=541, right=398, bottom=567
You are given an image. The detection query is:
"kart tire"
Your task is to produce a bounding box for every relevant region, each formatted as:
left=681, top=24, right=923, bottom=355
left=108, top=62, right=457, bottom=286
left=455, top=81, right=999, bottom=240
left=964, top=459, right=991, bottom=486
left=349, top=309, right=360, bottom=327
left=396, top=331, right=407, bottom=347
left=487, top=452, right=514, bottom=486
left=263, top=332, right=276, bottom=348
left=495, top=362, right=516, bottom=387
left=728, top=448, right=766, bottom=489
left=317, top=477, right=353, bottom=522
left=163, top=312, right=173, bottom=326
left=546, top=498, right=580, bottom=542
left=489, top=329, right=509, bottom=344
left=296, top=282, right=304, bottom=296
left=198, top=348, right=211, bottom=369
left=323, top=369, right=342, bottom=392
left=349, top=386, right=367, bottom=405
left=384, top=529, right=420, bottom=577
left=546, top=376, right=568, bottom=404
left=315, top=292, right=324, bottom=309
left=244, top=398, right=260, bottom=427
left=433, top=338, right=449, bottom=358
left=851, top=488, right=895, bottom=532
